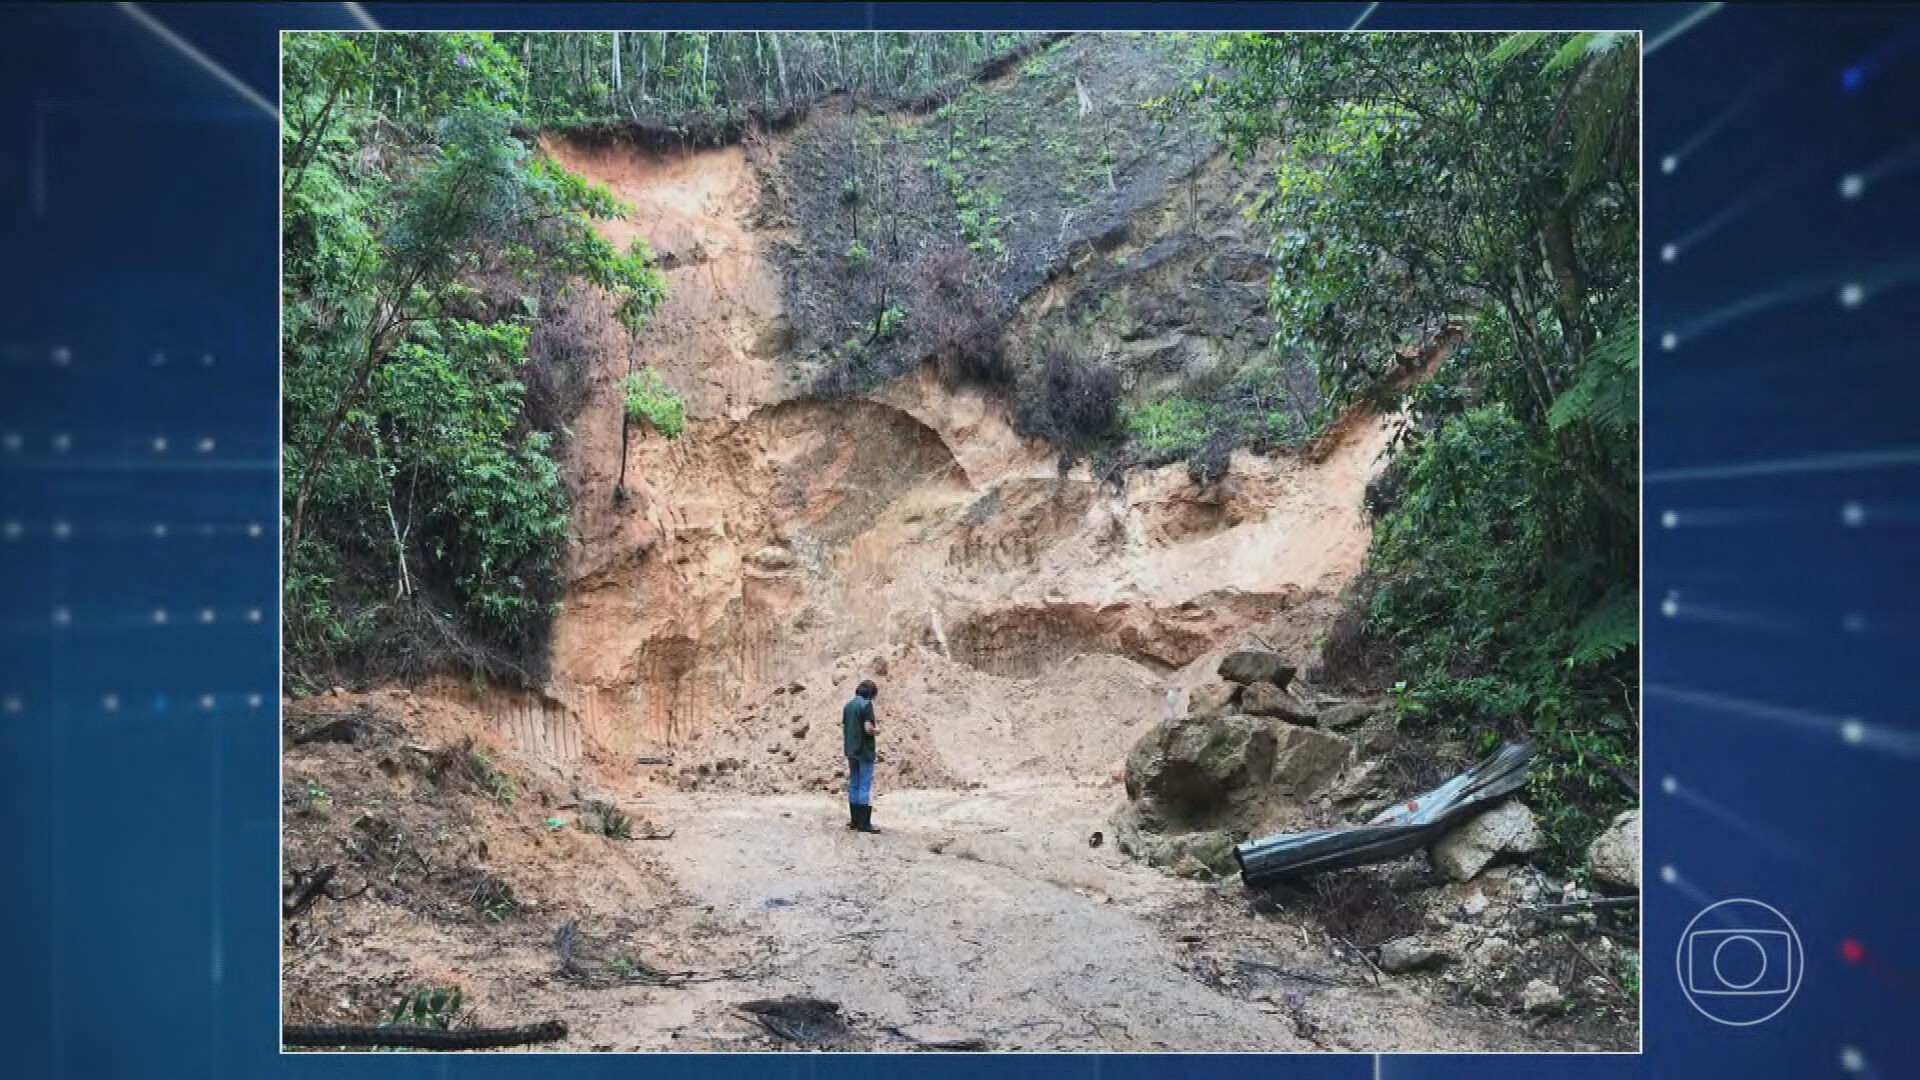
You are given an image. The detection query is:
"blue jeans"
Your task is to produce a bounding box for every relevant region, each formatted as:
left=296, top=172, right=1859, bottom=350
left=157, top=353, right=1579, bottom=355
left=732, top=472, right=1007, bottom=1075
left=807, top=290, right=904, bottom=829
left=847, top=757, right=875, bottom=807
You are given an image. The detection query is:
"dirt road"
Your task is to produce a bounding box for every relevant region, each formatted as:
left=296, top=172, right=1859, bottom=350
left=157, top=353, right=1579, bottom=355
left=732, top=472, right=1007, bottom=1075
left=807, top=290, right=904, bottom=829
left=650, top=779, right=1307, bottom=1051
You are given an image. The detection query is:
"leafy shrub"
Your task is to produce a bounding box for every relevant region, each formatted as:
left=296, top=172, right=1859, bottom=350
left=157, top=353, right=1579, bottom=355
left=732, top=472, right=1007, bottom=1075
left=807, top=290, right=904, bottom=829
left=1122, top=394, right=1211, bottom=459
left=873, top=304, right=907, bottom=343
left=624, top=367, right=686, bottom=438
left=1013, top=333, right=1120, bottom=456
left=388, top=986, right=464, bottom=1029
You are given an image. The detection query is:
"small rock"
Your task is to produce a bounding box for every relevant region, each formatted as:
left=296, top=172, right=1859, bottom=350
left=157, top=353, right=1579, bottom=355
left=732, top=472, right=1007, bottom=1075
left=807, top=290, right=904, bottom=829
left=1185, top=680, right=1241, bottom=719
left=1462, top=889, right=1489, bottom=918
left=1172, top=854, right=1214, bottom=880
left=1521, top=978, right=1562, bottom=1013
left=790, top=722, right=809, bottom=739
left=746, top=545, right=796, bottom=571
left=1316, top=702, right=1378, bottom=730
left=1586, top=807, right=1642, bottom=892
left=1362, top=730, right=1404, bottom=761
left=1174, top=829, right=1240, bottom=875
left=1430, top=799, right=1545, bottom=882
left=1240, top=682, right=1318, bottom=724
left=1378, top=937, right=1450, bottom=974
left=1218, top=649, right=1296, bottom=688
left=1471, top=936, right=1516, bottom=970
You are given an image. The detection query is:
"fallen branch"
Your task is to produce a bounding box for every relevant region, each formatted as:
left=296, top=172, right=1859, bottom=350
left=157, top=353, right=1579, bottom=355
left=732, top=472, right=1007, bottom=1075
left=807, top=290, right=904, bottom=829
left=1235, top=957, right=1351, bottom=988
left=282, top=1020, right=566, bottom=1050
left=282, top=865, right=337, bottom=920
left=1525, top=896, right=1640, bottom=916
left=1333, top=932, right=1384, bottom=987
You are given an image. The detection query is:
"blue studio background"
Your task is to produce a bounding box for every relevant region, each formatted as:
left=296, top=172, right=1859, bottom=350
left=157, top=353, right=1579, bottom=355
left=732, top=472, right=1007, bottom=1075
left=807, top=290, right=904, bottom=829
left=2, top=3, right=1916, bottom=1077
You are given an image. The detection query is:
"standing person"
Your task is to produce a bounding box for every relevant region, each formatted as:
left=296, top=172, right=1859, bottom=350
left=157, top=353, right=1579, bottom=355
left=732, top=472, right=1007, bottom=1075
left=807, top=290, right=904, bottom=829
left=842, top=679, right=881, bottom=833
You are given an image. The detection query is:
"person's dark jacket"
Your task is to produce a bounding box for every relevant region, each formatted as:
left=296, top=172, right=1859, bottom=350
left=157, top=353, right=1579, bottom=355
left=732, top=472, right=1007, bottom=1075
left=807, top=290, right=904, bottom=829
left=842, top=695, right=877, bottom=763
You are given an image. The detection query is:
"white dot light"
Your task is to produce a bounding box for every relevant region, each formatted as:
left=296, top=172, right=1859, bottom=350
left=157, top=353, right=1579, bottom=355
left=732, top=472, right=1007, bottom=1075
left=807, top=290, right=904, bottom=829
left=51, top=521, right=70, bottom=540
left=1841, top=718, right=1866, bottom=745
left=199, top=608, right=217, bottom=624
left=152, top=436, right=169, bottom=453
left=1661, top=865, right=1678, bottom=885
left=246, top=608, right=263, bottom=623
left=197, top=437, right=216, bottom=454
left=1, top=695, right=20, bottom=715
left=1661, top=243, right=1678, bottom=263
left=1662, top=776, right=1678, bottom=795
left=1661, top=594, right=1680, bottom=619
left=153, top=523, right=169, bottom=539
left=1843, top=611, right=1866, bottom=634
left=151, top=351, right=167, bottom=367
left=102, top=693, right=120, bottom=712
left=247, top=693, right=264, bottom=709
left=1840, top=174, right=1864, bottom=200
left=1842, top=501, right=1865, bottom=527
left=1840, top=282, right=1865, bottom=309
left=201, top=353, right=215, bottom=367
left=200, top=694, right=216, bottom=710
left=247, top=522, right=262, bottom=538
left=1842, top=1046, right=1866, bottom=1073
left=1661, top=154, right=1678, bottom=174
left=1661, top=331, right=1678, bottom=351
left=51, top=607, right=70, bottom=627
left=2, top=521, right=20, bottom=540
left=2, top=432, right=20, bottom=452
left=153, top=609, right=169, bottom=625
left=1661, top=509, right=1678, bottom=529
left=51, top=433, right=70, bottom=453
left=52, top=345, right=72, bottom=366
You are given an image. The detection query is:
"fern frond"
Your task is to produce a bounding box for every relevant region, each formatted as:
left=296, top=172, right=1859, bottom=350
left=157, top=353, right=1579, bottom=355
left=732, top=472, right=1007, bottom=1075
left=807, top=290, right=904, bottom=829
left=1550, top=313, right=1639, bottom=433
left=1485, top=31, right=1549, bottom=71
left=1568, top=587, right=1638, bottom=668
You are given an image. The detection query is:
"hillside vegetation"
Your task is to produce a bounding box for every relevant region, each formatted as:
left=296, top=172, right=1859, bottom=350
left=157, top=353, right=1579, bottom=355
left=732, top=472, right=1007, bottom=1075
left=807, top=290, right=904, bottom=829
left=282, top=31, right=1636, bottom=862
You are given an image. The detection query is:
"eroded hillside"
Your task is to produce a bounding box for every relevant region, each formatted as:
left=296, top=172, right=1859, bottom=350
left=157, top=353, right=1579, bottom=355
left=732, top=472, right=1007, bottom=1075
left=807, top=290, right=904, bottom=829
left=282, top=34, right=1638, bottom=1054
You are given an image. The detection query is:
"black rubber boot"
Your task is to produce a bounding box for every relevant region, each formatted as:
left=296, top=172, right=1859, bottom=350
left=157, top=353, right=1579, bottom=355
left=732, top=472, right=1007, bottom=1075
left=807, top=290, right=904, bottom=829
left=854, top=805, right=880, bottom=833
left=848, top=803, right=859, bottom=830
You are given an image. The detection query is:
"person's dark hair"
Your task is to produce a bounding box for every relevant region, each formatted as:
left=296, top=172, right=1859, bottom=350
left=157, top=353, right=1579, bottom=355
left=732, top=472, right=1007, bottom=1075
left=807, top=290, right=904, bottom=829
left=856, top=679, right=878, bottom=699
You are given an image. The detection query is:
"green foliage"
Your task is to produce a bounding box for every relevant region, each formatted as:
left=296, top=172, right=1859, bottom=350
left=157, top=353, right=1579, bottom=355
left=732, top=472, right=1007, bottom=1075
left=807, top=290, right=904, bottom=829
left=1205, top=32, right=1640, bottom=863
left=1122, top=395, right=1211, bottom=458
left=388, top=986, right=464, bottom=1030
left=466, top=744, right=517, bottom=804
left=623, top=368, right=686, bottom=438
left=283, top=32, right=665, bottom=684
left=873, top=304, right=907, bottom=343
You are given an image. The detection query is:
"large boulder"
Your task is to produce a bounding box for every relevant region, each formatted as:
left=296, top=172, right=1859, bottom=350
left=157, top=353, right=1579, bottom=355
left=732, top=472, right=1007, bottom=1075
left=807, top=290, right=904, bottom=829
left=1269, top=725, right=1353, bottom=796
left=1240, top=681, right=1318, bottom=725
left=1125, top=714, right=1276, bottom=819
left=1217, top=649, right=1296, bottom=689
left=1586, top=808, right=1642, bottom=892
left=1430, top=799, right=1544, bottom=882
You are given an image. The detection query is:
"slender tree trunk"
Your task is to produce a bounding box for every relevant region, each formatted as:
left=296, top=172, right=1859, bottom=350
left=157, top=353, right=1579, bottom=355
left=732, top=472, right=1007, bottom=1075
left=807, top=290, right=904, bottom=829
left=612, top=31, right=622, bottom=93
left=771, top=33, right=790, bottom=104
